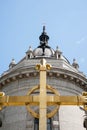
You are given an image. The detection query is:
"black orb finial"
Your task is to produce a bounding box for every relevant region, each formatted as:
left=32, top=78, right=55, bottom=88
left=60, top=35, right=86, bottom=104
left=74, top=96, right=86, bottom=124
left=36, top=27, right=52, bottom=56
left=39, top=26, right=49, bottom=45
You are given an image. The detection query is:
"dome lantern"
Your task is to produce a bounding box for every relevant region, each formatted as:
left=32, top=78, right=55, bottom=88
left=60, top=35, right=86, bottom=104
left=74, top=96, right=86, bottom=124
left=33, top=26, right=55, bottom=57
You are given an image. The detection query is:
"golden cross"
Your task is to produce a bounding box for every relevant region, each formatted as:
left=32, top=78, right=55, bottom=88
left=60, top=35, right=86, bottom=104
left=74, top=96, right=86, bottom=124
left=0, top=59, right=87, bottom=130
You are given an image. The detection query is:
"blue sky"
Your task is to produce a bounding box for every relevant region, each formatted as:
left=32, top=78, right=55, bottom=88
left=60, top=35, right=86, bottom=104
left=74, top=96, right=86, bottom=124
left=0, top=0, right=87, bottom=76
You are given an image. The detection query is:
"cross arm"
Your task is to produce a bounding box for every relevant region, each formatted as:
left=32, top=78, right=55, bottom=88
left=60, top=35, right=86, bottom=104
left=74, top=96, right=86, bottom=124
left=47, top=95, right=87, bottom=110
left=51, top=95, right=86, bottom=105
left=0, top=92, right=87, bottom=110
left=0, top=95, right=39, bottom=108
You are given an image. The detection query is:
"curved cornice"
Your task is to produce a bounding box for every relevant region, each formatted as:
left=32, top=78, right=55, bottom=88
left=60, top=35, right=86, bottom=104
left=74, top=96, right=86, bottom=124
left=0, top=66, right=87, bottom=91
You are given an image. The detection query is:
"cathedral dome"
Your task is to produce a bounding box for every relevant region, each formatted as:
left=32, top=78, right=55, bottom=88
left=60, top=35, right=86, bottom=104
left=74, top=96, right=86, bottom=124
left=33, top=46, right=55, bottom=57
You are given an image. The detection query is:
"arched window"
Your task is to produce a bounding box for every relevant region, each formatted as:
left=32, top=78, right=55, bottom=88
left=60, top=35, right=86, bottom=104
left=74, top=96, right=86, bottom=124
left=34, top=118, right=52, bottom=130
left=47, top=118, right=52, bottom=130
left=34, top=118, right=39, bottom=130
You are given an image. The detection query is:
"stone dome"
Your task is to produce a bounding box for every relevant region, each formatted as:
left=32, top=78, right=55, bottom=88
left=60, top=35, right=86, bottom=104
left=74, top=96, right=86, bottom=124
left=33, top=46, right=55, bottom=57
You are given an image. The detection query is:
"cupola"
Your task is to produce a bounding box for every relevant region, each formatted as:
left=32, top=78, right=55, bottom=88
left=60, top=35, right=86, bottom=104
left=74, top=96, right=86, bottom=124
left=26, top=46, right=33, bottom=59
left=55, top=46, right=62, bottom=59
left=72, top=59, right=79, bottom=69
left=33, top=26, right=55, bottom=57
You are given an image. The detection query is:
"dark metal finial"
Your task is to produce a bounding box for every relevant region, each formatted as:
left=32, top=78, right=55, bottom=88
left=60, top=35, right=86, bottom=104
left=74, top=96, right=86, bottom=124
left=39, top=26, right=49, bottom=46
left=43, top=26, right=46, bottom=33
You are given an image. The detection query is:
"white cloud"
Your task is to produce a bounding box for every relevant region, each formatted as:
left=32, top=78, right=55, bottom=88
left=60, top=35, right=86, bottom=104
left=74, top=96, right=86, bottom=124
left=76, top=36, right=87, bottom=45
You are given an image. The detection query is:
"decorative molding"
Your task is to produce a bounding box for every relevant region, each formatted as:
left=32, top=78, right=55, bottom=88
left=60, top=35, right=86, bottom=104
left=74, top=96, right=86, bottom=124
left=64, top=75, right=68, bottom=79
left=25, top=73, right=30, bottom=77
left=76, top=79, right=79, bottom=83
left=18, top=74, right=23, bottom=78
left=56, top=73, right=60, bottom=77
left=70, top=76, right=74, bottom=80
left=6, top=79, right=10, bottom=83
left=49, top=72, right=53, bottom=76
left=0, top=70, right=87, bottom=91
left=12, top=76, right=16, bottom=81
